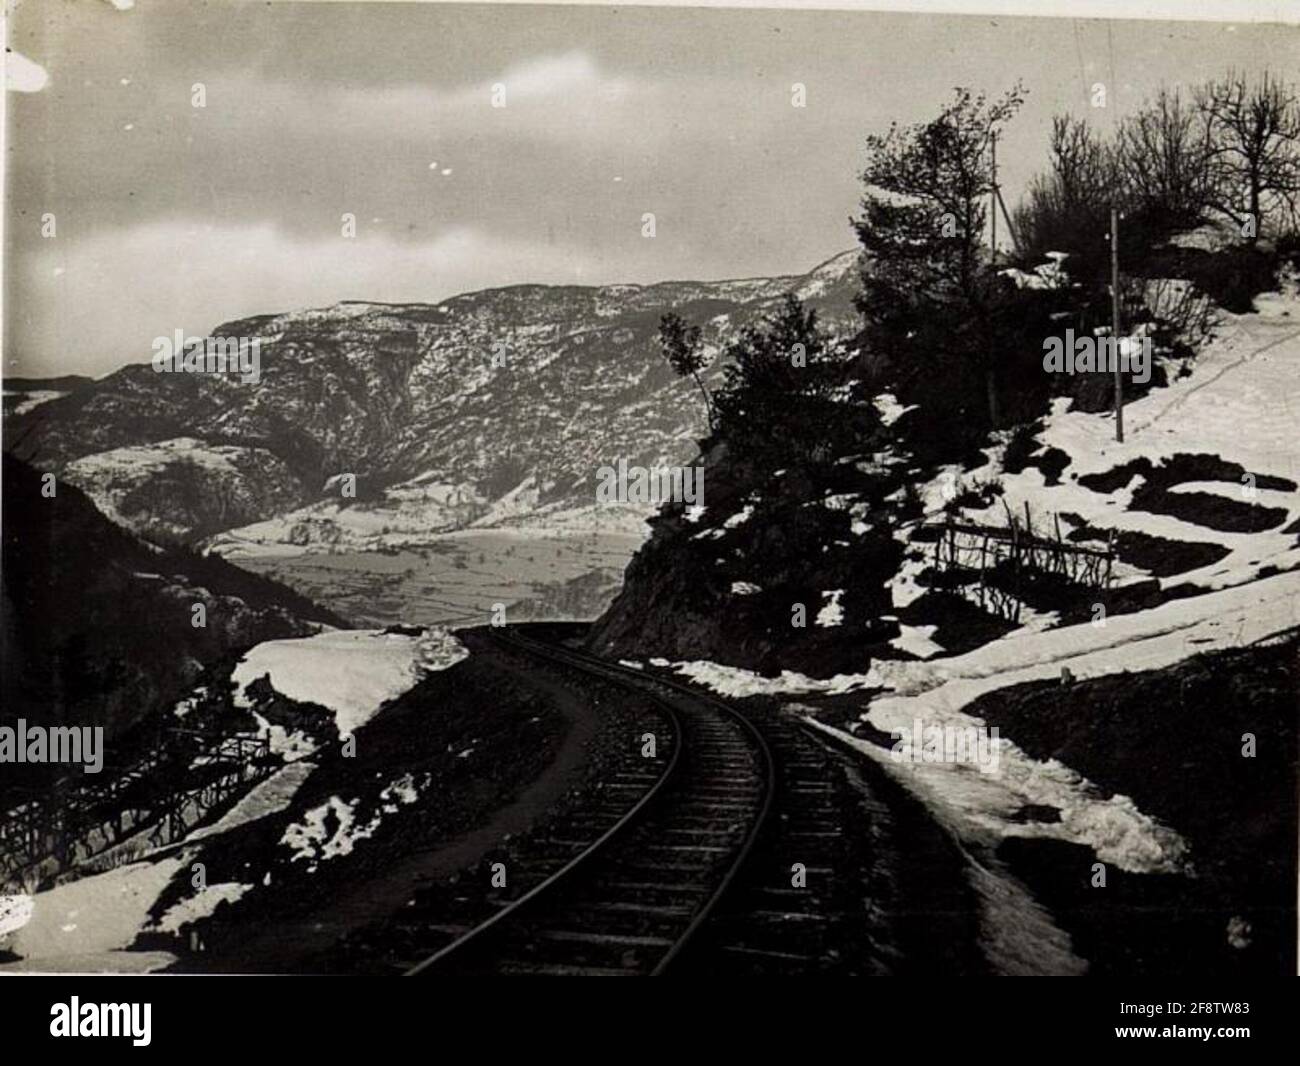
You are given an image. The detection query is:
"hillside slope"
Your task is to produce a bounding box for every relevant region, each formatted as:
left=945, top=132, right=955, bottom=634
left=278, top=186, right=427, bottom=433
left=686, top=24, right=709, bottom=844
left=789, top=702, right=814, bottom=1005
left=591, top=289, right=1300, bottom=670
left=591, top=286, right=1300, bottom=975
left=0, top=454, right=345, bottom=795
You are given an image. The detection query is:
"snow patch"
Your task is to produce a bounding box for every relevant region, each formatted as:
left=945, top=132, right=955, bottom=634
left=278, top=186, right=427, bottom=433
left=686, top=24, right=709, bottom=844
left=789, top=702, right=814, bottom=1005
left=722, top=504, right=755, bottom=529
left=873, top=392, right=916, bottom=427
left=816, top=589, right=845, bottom=628
left=280, top=774, right=425, bottom=871
left=889, top=623, right=944, bottom=659
left=232, top=627, right=467, bottom=743
left=154, top=883, right=251, bottom=934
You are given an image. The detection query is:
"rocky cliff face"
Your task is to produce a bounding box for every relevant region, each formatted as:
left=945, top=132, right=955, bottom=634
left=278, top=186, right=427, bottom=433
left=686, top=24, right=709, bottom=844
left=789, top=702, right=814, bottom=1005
left=10, top=253, right=861, bottom=544
left=62, top=438, right=304, bottom=544
left=586, top=431, right=911, bottom=677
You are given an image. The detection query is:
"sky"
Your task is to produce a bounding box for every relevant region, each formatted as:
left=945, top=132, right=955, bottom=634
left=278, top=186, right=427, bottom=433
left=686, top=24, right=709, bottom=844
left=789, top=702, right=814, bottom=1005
left=5, top=1, right=1298, bottom=378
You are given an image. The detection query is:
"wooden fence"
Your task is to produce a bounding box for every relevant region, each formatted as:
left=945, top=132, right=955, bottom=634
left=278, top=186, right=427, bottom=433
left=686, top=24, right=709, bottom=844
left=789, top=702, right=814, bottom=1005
left=0, top=729, right=273, bottom=893
left=923, top=505, right=1115, bottom=622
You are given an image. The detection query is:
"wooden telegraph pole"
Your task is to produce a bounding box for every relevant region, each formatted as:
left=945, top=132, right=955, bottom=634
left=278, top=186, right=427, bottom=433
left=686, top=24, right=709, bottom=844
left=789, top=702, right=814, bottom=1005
left=990, top=131, right=998, bottom=254
left=985, top=129, right=1020, bottom=430
left=1110, top=204, right=1124, bottom=443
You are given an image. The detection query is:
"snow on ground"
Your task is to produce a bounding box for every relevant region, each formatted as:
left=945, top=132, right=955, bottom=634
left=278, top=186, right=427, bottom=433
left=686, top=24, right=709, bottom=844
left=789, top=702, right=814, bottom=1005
left=669, top=569, right=1298, bottom=973
left=231, top=627, right=468, bottom=743
left=0, top=894, right=35, bottom=938
left=0, top=762, right=419, bottom=967
left=154, top=882, right=251, bottom=935
left=186, top=762, right=316, bottom=843
left=888, top=622, right=944, bottom=659
left=487, top=500, right=652, bottom=537
left=681, top=569, right=1298, bottom=876
left=280, top=774, right=424, bottom=873
left=1, top=762, right=319, bottom=971
left=0, top=857, right=186, bottom=973
left=886, top=549, right=930, bottom=610
left=208, top=482, right=654, bottom=558
left=380, top=773, right=420, bottom=808
left=723, top=504, right=755, bottom=529
left=962, top=307, right=1300, bottom=590
left=877, top=570, right=1298, bottom=699
left=2, top=625, right=461, bottom=971
left=1165, top=481, right=1294, bottom=503
left=466, top=475, right=542, bottom=528
left=62, top=437, right=273, bottom=531
left=815, top=589, right=845, bottom=627
left=872, top=391, right=915, bottom=427
left=847, top=581, right=1289, bottom=866
left=206, top=487, right=478, bottom=557
left=0, top=950, right=177, bottom=975
left=879, top=296, right=1300, bottom=635
left=1001, top=251, right=1071, bottom=291
left=281, top=797, right=367, bottom=867
left=669, top=660, right=878, bottom=698
left=3, top=389, right=68, bottom=415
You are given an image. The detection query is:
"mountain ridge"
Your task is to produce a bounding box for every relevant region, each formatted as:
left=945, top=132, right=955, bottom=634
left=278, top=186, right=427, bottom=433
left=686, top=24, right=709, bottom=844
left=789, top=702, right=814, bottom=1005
left=9, top=251, right=862, bottom=548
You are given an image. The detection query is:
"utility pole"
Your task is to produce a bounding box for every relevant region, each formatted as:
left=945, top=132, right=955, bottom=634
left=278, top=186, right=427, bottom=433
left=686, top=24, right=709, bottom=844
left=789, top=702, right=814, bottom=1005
left=988, top=130, right=1019, bottom=252
left=1110, top=204, right=1124, bottom=443
left=983, top=130, right=1000, bottom=428
left=990, top=132, right=997, bottom=256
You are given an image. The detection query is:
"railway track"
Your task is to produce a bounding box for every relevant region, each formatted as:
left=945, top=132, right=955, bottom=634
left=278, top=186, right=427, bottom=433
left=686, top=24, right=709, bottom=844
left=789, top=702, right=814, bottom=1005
left=541, top=640, right=889, bottom=975
left=395, top=630, right=897, bottom=976
left=403, top=630, right=774, bottom=976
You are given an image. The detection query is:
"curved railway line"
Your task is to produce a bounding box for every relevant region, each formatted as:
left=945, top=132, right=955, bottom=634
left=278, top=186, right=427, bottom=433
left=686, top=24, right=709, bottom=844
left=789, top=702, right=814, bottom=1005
left=400, top=629, right=890, bottom=977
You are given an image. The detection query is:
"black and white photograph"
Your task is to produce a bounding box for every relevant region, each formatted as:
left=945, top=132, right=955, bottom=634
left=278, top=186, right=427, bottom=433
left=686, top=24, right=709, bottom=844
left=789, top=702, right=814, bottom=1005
left=0, top=0, right=1296, bottom=1029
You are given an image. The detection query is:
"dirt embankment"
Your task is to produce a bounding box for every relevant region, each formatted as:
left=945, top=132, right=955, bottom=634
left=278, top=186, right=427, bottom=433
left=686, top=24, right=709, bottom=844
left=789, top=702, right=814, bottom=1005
left=967, top=635, right=1298, bottom=977
left=159, top=628, right=659, bottom=973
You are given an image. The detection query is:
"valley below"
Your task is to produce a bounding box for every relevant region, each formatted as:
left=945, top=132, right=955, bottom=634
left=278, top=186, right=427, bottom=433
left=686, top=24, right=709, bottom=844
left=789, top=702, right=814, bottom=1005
left=226, top=528, right=642, bottom=629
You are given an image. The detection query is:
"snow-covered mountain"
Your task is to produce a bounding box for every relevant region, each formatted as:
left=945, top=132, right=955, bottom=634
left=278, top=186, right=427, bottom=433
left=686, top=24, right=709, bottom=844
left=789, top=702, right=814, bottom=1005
left=10, top=252, right=862, bottom=549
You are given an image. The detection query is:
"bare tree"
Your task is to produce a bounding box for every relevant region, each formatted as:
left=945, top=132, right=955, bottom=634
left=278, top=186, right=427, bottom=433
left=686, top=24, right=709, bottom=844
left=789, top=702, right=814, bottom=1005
left=1050, top=115, right=1115, bottom=210
left=1196, top=70, right=1300, bottom=244
left=1012, top=115, right=1117, bottom=270
left=1115, top=88, right=1215, bottom=231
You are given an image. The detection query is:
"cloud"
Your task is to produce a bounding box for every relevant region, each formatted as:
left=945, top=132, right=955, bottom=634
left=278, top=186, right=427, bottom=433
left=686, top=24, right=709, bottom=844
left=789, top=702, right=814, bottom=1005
left=486, top=50, right=629, bottom=103
left=8, top=0, right=135, bottom=93
left=221, top=50, right=643, bottom=150
left=6, top=49, right=49, bottom=93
